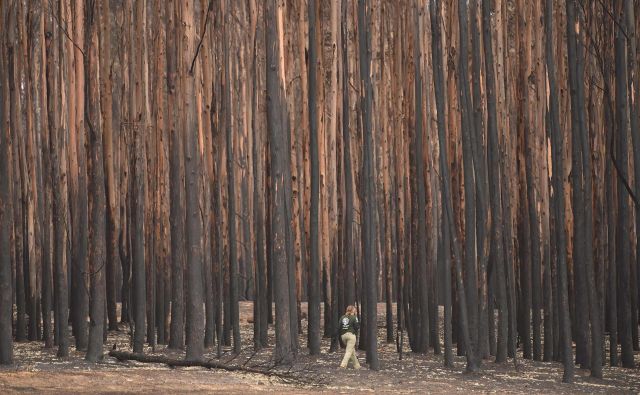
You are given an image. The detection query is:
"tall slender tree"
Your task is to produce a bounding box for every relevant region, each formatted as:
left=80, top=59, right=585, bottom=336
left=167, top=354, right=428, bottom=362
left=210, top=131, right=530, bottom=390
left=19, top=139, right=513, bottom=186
left=307, top=0, right=321, bottom=357
left=565, top=0, right=602, bottom=377
left=71, top=0, right=89, bottom=352
left=167, top=0, right=185, bottom=351
left=413, top=0, right=430, bottom=353
left=482, top=0, right=508, bottom=365
left=546, top=0, right=574, bottom=382
left=457, top=0, right=478, bottom=362
left=85, top=0, right=106, bottom=362
left=358, top=0, right=379, bottom=370
left=223, top=0, right=241, bottom=355
left=131, top=0, right=147, bottom=354
left=0, top=0, right=13, bottom=364
left=266, top=0, right=295, bottom=365
left=182, top=0, right=204, bottom=361
left=613, top=0, right=634, bottom=369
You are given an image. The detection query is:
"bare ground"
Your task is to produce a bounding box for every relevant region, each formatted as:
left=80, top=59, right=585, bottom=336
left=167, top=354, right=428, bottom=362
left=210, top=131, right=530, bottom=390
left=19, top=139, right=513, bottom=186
left=1, top=302, right=639, bottom=394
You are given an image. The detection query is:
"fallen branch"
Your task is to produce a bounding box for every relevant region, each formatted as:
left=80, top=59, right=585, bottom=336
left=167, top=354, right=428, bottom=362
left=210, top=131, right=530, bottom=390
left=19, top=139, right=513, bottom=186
left=108, top=350, right=303, bottom=384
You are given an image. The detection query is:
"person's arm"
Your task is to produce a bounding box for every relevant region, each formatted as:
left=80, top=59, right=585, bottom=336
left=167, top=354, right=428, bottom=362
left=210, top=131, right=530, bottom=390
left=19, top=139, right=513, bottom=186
left=352, top=316, right=360, bottom=332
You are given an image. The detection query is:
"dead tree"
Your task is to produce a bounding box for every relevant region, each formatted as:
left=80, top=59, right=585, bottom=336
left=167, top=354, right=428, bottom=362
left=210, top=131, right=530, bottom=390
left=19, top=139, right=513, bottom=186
left=457, top=0, right=478, bottom=363
left=85, top=0, right=106, bottom=362
left=131, top=0, right=147, bottom=354
left=182, top=0, right=205, bottom=361
left=266, top=0, right=295, bottom=366
left=613, top=0, right=634, bottom=369
left=0, top=0, right=13, bottom=364
left=545, top=0, right=574, bottom=382
left=358, top=0, right=379, bottom=370
left=412, top=0, right=429, bottom=353
left=307, top=0, right=321, bottom=357
left=481, top=0, right=508, bottom=365
left=223, top=0, right=241, bottom=356
left=167, top=0, right=185, bottom=351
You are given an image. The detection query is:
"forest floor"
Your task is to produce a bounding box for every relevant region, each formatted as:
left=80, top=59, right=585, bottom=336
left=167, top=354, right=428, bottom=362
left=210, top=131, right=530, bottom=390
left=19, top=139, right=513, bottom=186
left=1, top=302, right=639, bottom=394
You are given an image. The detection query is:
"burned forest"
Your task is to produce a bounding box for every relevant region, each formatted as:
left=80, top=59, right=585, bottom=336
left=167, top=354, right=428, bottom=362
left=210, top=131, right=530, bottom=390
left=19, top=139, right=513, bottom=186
left=0, top=0, right=639, bottom=392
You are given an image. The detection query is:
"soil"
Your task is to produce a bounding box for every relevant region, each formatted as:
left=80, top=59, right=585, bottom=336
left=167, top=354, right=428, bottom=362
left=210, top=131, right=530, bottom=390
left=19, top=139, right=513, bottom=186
left=1, top=302, right=638, bottom=394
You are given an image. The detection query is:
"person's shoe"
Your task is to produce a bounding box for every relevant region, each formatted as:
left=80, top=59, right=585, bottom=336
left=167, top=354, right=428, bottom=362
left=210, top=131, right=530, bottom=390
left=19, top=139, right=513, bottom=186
left=339, top=365, right=347, bottom=369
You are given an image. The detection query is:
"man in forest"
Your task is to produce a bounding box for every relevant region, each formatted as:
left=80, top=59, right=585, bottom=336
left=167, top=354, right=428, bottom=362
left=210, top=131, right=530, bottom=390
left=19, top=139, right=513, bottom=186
left=338, top=305, right=361, bottom=369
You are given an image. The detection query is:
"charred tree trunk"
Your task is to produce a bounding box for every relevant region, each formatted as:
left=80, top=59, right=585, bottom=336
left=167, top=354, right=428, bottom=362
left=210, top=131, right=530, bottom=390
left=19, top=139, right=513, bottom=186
left=99, top=0, right=118, bottom=333
left=469, top=0, right=490, bottom=362
left=131, top=0, right=147, bottom=354
left=167, top=0, right=185, bottom=351
left=85, top=0, right=106, bottom=362
left=341, top=0, right=355, bottom=310
left=413, top=1, right=429, bottom=353
left=482, top=0, right=508, bottom=365
left=307, top=0, right=321, bottom=357
left=457, top=0, right=478, bottom=363
left=266, top=0, right=295, bottom=365
left=71, top=0, right=89, bottom=352
left=613, top=0, right=634, bottom=369
left=358, top=0, right=379, bottom=371
left=183, top=0, right=204, bottom=361
left=546, top=0, right=574, bottom=382
left=433, top=0, right=477, bottom=372
left=625, top=0, right=640, bottom=357
left=0, top=3, right=13, bottom=363
left=223, top=0, right=241, bottom=355
left=51, top=0, right=70, bottom=357
left=566, top=0, right=602, bottom=377
left=565, top=0, right=589, bottom=369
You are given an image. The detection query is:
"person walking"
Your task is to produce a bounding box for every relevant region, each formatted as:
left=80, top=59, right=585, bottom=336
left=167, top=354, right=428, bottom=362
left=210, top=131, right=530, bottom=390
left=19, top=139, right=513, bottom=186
left=338, top=305, right=361, bottom=369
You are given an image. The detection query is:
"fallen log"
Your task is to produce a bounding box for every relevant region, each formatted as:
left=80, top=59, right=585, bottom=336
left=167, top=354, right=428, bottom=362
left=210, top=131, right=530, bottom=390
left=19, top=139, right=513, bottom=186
left=108, top=350, right=300, bottom=383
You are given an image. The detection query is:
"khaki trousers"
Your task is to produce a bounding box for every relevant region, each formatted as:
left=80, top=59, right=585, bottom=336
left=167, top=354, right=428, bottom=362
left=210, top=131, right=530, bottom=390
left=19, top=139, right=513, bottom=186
left=340, top=332, right=360, bottom=368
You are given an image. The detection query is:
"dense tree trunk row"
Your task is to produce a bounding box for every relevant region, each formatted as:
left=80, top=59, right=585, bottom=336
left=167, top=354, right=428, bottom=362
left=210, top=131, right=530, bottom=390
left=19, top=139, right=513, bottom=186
left=0, top=0, right=638, bottom=379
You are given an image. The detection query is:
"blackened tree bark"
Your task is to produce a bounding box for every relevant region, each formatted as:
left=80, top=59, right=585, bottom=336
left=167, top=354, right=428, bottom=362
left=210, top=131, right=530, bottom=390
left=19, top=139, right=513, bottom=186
left=358, top=0, right=379, bottom=371
left=566, top=0, right=602, bottom=377
left=307, top=0, right=321, bottom=357
left=182, top=0, right=204, bottom=361
left=605, top=81, right=618, bottom=367
left=545, top=0, right=574, bottom=382
left=433, top=0, right=477, bottom=372
left=565, top=0, right=589, bottom=369
left=524, top=94, right=543, bottom=363
left=542, top=129, right=554, bottom=362
left=8, top=4, right=26, bottom=343
left=223, top=0, right=241, bottom=355
left=52, top=0, right=69, bottom=356
left=266, top=0, right=294, bottom=365
left=72, top=0, right=89, bottom=352
left=482, top=0, right=508, bottom=365
left=42, top=4, right=56, bottom=349
left=131, top=0, right=147, bottom=355
left=625, top=0, right=640, bottom=357
left=428, top=16, right=453, bottom=358
left=250, top=2, right=267, bottom=350
left=166, top=0, right=184, bottom=351
left=469, top=0, right=490, bottom=361
left=0, top=4, right=13, bottom=363
left=99, top=0, right=118, bottom=332
left=413, top=1, right=429, bottom=353
left=613, top=0, right=634, bottom=369
left=457, top=0, right=478, bottom=361
left=26, top=0, right=45, bottom=345
left=341, top=0, right=355, bottom=309
left=85, top=0, right=106, bottom=362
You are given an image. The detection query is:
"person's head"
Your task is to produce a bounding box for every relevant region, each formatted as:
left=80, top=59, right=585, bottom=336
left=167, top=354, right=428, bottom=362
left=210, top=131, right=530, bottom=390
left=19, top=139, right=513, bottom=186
left=345, top=305, right=357, bottom=316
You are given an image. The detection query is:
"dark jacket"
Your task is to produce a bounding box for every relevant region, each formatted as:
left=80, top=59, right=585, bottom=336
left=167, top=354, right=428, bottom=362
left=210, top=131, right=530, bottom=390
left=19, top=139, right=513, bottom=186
left=338, top=314, right=360, bottom=336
